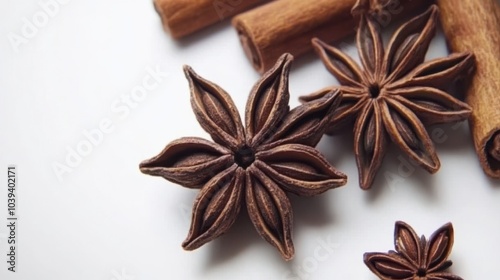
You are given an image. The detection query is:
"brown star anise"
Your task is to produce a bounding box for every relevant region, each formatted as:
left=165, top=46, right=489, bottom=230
left=364, top=221, right=463, bottom=280
left=139, top=54, right=347, bottom=260
left=300, top=4, right=474, bottom=189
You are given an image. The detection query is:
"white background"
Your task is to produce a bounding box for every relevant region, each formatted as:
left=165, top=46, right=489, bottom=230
left=1, top=0, right=500, bottom=279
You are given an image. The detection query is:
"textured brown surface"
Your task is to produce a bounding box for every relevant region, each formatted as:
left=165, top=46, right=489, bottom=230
left=300, top=5, right=473, bottom=190
left=438, top=0, right=500, bottom=179
left=232, top=0, right=432, bottom=73
left=154, top=0, right=268, bottom=38
left=139, top=54, right=347, bottom=260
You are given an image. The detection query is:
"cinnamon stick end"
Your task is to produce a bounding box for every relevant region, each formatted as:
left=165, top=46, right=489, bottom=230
left=481, top=131, right=500, bottom=179
left=153, top=0, right=182, bottom=39
left=233, top=20, right=264, bottom=73
left=489, top=133, right=500, bottom=161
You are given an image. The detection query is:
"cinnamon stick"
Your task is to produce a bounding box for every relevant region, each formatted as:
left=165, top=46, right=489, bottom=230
left=438, top=0, right=500, bottom=179
left=154, top=0, right=268, bottom=38
left=232, top=0, right=431, bottom=73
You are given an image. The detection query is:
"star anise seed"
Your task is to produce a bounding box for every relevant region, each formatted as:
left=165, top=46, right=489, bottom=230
left=140, top=54, right=347, bottom=260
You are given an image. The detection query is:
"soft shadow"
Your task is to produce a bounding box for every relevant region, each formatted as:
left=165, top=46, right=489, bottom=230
left=365, top=145, right=438, bottom=202
left=320, top=132, right=439, bottom=201
left=176, top=191, right=255, bottom=269
left=448, top=254, right=465, bottom=279
left=431, top=122, right=473, bottom=153
left=202, top=207, right=259, bottom=268
left=363, top=165, right=390, bottom=201
left=290, top=50, right=323, bottom=71
left=487, top=176, right=500, bottom=187
left=289, top=194, right=337, bottom=228
left=199, top=188, right=338, bottom=268
left=318, top=133, right=355, bottom=166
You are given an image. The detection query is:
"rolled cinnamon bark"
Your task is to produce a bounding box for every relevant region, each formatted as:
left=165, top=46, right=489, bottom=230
left=232, top=0, right=431, bottom=73
left=438, top=0, right=500, bottom=179
left=154, top=0, right=268, bottom=38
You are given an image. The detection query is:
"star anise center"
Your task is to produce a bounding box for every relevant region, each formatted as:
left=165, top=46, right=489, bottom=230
left=234, top=144, right=256, bottom=169
left=368, top=83, right=382, bottom=98
left=416, top=268, right=427, bottom=277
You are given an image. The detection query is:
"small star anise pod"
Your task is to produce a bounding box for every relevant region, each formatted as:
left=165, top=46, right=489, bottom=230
left=364, top=221, right=463, bottom=280
left=300, top=4, right=474, bottom=189
left=352, top=0, right=402, bottom=18
left=139, top=54, right=347, bottom=260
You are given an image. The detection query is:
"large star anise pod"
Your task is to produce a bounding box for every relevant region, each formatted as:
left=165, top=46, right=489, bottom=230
left=364, top=221, right=463, bottom=280
left=300, top=5, right=474, bottom=189
left=139, top=54, right=347, bottom=260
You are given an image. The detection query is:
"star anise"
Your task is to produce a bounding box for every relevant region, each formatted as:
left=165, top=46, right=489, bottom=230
left=352, top=0, right=402, bottom=18
left=364, top=221, right=463, bottom=280
left=300, top=4, right=474, bottom=189
left=139, top=54, right=347, bottom=260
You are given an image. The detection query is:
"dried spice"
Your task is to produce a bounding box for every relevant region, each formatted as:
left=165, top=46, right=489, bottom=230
left=139, top=54, right=347, bottom=260
left=232, top=0, right=430, bottom=73
left=300, top=4, right=474, bottom=189
left=438, top=0, right=500, bottom=178
left=364, top=221, right=462, bottom=280
left=154, top=0, right=268, bottom=38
